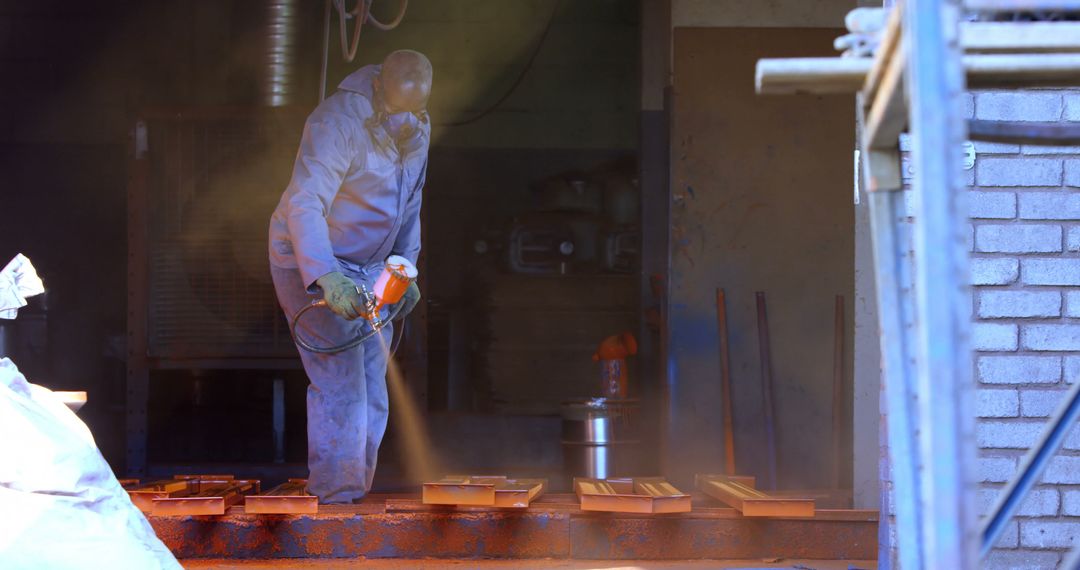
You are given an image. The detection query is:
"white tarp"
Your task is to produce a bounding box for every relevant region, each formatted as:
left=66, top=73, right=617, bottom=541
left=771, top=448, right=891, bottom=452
left=0, top=358, right=181, bottom=568
left=0, top=254, right=45, bottom=319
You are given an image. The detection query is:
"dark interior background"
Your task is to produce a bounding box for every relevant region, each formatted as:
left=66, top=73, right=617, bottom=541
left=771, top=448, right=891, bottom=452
left=0, top=0, right=858, bottom=495
left=0, top=0, right=641, bottom=488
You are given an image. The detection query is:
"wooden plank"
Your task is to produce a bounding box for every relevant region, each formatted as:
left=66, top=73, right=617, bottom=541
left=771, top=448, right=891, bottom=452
left=575, top=477, right=691, bottom=514
left=633, top=478, right=695, bottom=514
left=863, top=4, right=903, bottom=102
left=422, top=476, right=547, bottom=509
left=244, top=479, right=317, bottom=515
left=866, top=48, right=908, bottom=149
left=964, top=0, right=1080, bottom=10
left=422, top=476, right=500, bottom=506
left=54, top=391, right=87, bottom=412
left=758, top=54, right=1080, bottom=96
left=494, top=479, right=547, bottom=508
left=756, top=57, right=871, bottom=95
left=962, top=22, right=1080, bottom=53
left=152, top=480, right=258, bottom=516
left=967, top=53, right=1080, bottom=88
left=173, top=474, right=235, bottom=481
left=696, top=474, right=815, bottom=518
left=127, top=479, right=194, bottom=513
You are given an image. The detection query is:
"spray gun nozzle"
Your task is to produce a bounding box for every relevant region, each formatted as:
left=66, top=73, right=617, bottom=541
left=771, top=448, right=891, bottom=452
left=357, top=283, right=384, bottom=329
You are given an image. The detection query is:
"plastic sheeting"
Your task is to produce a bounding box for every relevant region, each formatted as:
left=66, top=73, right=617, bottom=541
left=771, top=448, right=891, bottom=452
left=0, top=358, right=180, bottom=569
left=0, top=254, right=44, bottom=319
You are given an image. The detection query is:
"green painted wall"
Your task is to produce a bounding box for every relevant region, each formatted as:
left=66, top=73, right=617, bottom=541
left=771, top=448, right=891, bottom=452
left=327, top=0, right=639, bottom=149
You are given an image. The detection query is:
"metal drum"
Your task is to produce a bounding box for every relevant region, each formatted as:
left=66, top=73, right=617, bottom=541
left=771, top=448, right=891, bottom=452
left=561, top=398, right=640, bottom=482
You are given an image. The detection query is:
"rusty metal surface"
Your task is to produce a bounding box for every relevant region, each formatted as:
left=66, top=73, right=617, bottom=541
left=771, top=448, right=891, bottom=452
left=180, top=559, right=877, bottom=569
left=149, top=494, right=876, bottom=560
left=150, top=510, right=572, bottom=559
left=569, top=516, right=877, bottom=560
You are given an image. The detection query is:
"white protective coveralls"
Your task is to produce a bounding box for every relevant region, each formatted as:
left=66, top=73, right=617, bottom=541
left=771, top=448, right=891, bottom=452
left=268, top=64, right=428, bottom=503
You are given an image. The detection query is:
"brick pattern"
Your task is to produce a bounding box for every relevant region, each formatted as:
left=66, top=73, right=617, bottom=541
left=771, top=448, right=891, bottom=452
left=971, top=88, right=1080, bottom=565
left=887, top=89, right=1080, bottom=566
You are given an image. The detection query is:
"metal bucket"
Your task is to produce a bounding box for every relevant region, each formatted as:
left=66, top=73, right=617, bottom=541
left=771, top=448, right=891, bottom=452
left=561, top=398, right=640, bottom=481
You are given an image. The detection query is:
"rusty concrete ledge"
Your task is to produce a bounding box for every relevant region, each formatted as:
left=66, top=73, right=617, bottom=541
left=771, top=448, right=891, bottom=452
left=568, top=517, right=877, bottom=560
left=152, top=511, right=571, bottom=559
left=149, top=495, right=878, bottom=560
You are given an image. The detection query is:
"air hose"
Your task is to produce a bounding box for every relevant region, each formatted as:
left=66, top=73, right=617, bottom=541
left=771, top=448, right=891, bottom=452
left=290, top=300, right=403, bottom=354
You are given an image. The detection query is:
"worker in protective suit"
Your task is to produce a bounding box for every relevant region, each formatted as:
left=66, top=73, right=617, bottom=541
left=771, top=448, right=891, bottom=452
left=268, top=50, right=431, bottom=503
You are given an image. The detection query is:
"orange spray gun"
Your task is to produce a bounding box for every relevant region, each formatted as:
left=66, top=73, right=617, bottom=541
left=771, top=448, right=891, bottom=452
left=593, top=331, right=638, bottom=398
left=290, top=255, right=418, bottom=354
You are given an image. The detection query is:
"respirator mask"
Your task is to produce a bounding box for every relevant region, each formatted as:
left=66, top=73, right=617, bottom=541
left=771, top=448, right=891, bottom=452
left=382, top=110, right=422, bottom=145
left=367, top=82, right=427, bottom=152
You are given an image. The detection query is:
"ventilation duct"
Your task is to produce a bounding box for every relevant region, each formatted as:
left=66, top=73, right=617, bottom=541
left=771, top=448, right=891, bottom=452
left=262, top=0, right=299, bottom=107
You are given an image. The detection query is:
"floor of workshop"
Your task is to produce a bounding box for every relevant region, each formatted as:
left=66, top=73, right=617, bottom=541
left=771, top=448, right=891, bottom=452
left=181, top=559, right=877, bottom=569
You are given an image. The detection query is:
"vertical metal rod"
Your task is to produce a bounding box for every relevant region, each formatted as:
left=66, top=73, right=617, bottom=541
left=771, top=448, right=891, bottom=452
left=832, top=294, right=845, bottom=489
left=126, top=119, right=152, bottom=479
left=866, top=183, right=923, bottom=569
left=273, top=377, right=286, bottom=464
left=755, top=291, right=778, bottom=490
left=982, top=379, right=1080, bottom=555
left=716, top=288, right=736, bottom=475
left=905, top=0, right=976, bottom=566
left=319, top=0, right=332, bottom=102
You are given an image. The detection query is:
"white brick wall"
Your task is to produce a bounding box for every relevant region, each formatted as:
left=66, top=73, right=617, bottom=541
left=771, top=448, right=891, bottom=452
left=878, top=88, right=1080, bottom=568
left=896, top=88, right=1080, bottom=566
left=978, top=290, right=1061, bottom=318
left=985, top=550, right=1062, bottom=570
left=977, top=355, right=1061, bottom=384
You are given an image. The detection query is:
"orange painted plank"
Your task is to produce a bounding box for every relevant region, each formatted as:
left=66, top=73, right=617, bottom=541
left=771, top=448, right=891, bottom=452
left=422, top=475, right=547, bottom=508
left=696, top=473, right=815, bottom=518
left=128, top=479, right=194, bottom=513
left=153, top=480, right=258, bottom=516
left=245, top=480, right=318, bottom=515
left=574, top=477, right=692, bottom=514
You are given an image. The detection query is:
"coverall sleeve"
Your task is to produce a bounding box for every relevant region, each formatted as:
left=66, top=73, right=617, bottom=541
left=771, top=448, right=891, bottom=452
left=391, top=158, right=426, bottom=265
left=284, top=118, right=355, bottom=290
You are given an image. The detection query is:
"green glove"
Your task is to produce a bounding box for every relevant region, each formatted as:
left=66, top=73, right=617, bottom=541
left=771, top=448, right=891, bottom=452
left=392, top=282, right=421, bottom=321
left=316, top=271, right=365, bottom=320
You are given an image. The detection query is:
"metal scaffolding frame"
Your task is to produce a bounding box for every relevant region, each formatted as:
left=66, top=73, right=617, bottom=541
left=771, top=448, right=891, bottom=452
left=755, top=1, right=1080, bottom=567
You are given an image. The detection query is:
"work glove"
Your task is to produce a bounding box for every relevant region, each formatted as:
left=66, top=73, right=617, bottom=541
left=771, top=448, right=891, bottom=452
left=391, top=282, right=421, bottom=321
left=316, top=271, right=366, bottom=320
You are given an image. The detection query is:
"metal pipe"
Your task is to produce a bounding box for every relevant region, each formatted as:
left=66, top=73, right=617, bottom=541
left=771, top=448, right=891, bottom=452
left=832, top=294, right=845, bottom=489
left=716, top=288, right=736, bottom=475
left=906, top=0, right=977, bottom=564
left=262, top=0, right=300, bottom=107
left=319, top=0, right=331, bottom=102
left=754, top=291, right=778, bottom=490
left=981, top=379, right=1080, bottom=556
left=969, top=119, right=1080, bottom=144
left=273, top=377, right=285, bottom=463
